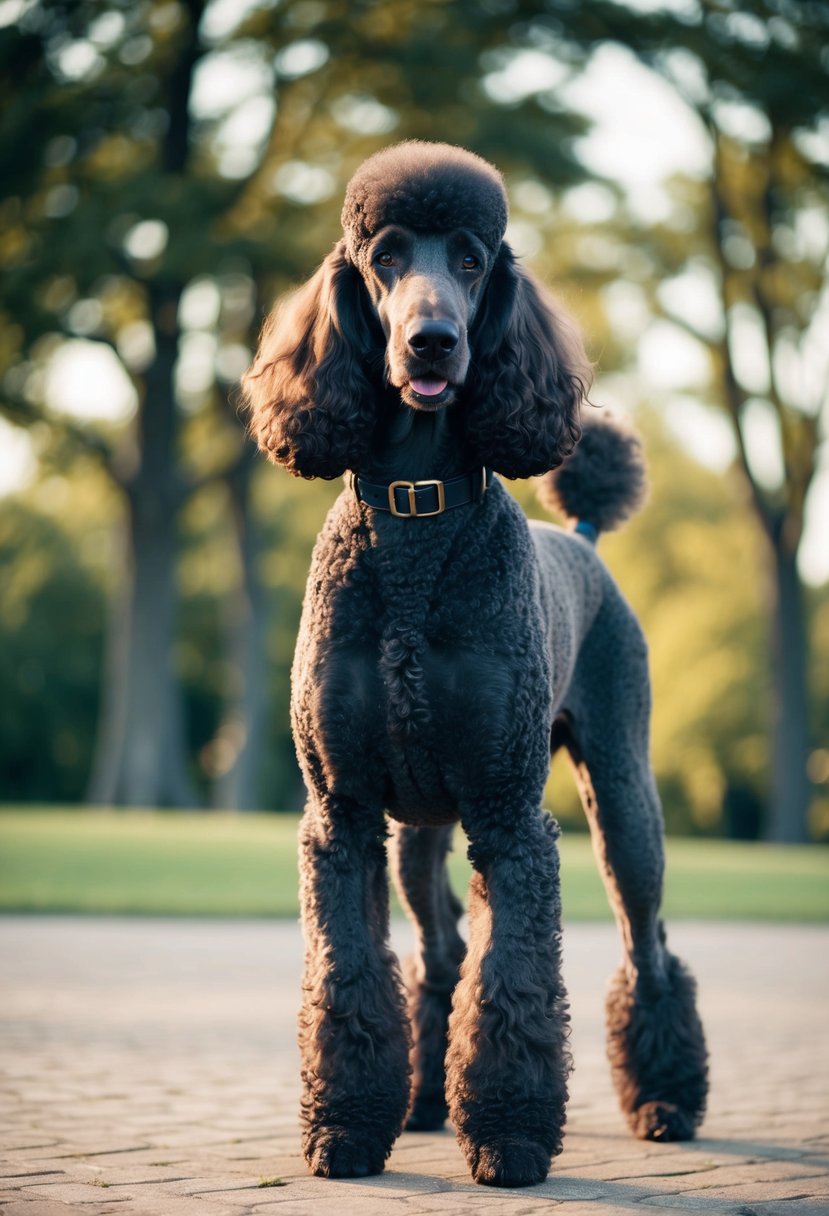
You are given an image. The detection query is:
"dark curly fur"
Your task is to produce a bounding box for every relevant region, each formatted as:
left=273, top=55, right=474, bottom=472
left=242, top=141, right=708, bottom=1189
left=539, top=410, right=649, bottom=530
left=463, top=244, right=586, bottom=478
left=341, top=140, right=509, bottom=266
left=243, top=245, right=380, bottom=479
left=606, top=945, right=708, bottom=1141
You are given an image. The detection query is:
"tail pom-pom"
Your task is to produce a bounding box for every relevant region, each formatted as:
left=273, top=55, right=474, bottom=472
left=536, top=411, right=648, bottom=533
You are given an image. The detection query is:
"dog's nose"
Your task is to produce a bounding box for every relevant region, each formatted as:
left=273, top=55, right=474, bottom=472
left=407, top=319, right=459, bottom=361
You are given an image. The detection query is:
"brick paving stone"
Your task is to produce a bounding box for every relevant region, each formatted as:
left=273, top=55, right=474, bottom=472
left=69, top=1198, right=250, bottom=1216
left=552, top=1207, right=693, bottom=1216
left=17, top=1182, right=135, bottom=1204
left=2, top=918, right=828, bottom=1216
left=0, top=1203, right=126, bottom=1216
left=399, top=1197, right=556, bottom=1213
left=637, top=1196, right=825, bottom=1212
left=751, top=1206, right=829, bottom=1216
left=254, top=1200, right=431, bottom=1216
left=674, top=1177, right=829, bottom=1202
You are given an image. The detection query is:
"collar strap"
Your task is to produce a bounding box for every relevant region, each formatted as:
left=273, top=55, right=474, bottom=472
left=353, top=468, right=492, bottom=518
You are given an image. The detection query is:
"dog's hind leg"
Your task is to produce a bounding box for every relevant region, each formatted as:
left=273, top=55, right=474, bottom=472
left=298, top=796, right=410, bottom=1178
left=389, top=823, right=466, bottom=1131
left=562, top=593, right=708, bottom=1142
left=445, top=803, right=570, bottom=1187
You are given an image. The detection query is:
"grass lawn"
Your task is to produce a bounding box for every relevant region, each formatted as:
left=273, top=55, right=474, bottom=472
left=0, top=807, right=827, bottom=921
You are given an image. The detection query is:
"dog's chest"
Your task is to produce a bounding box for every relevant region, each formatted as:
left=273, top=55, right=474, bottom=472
left=295, top=559, right=549, bottom=821
left=292, top=488, right=552, bottom=818
left=303, top=634, right=526, bottom=824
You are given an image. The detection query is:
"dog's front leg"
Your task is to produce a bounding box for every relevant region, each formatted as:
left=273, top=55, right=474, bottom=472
left=445, top=805, right=570, bottom=1187
left=298, top=798, right=410, bottom=1178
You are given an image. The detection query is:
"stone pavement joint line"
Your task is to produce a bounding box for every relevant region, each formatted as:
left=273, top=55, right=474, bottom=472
left=1, top=919, right=827, bottom=1215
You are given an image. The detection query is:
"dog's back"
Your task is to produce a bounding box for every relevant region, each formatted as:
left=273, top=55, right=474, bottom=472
left=529, top=411, right=649, bottom=711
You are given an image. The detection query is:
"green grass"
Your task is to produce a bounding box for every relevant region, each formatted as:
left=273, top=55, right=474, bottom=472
left=0, top=808, right=827, bottom=921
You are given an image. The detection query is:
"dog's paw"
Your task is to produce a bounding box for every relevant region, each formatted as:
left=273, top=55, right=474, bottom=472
left=405, top=1095, right=448, bottom=1132
left=305, top=1128, right=386, bottom=1178
left=629, top=1100, right=697, bottom=1142
left=606, top=956, right=708, bottom=1142
left=469, top=1137, right=550, bottom=1188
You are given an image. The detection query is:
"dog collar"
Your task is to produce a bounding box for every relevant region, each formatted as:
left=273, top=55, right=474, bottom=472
left=352, top=468, right=492, bottom=518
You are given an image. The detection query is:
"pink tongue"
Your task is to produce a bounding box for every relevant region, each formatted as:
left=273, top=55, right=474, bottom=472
left=410, top=377, right=448, bottom=397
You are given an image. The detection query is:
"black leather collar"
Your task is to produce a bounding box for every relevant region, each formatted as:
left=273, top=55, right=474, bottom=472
left=352, top=468, right=492, bottom=518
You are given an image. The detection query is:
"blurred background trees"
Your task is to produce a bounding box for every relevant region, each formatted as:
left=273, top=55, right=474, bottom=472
left=585, top=0, right=829, bottom=842
left=1, top=0, right=826, bottom=839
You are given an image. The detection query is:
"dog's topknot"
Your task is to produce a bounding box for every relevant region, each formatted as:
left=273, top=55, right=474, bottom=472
left=537, top=411, right=648, bottom=534
left=341, top=141, right=509, bottom=267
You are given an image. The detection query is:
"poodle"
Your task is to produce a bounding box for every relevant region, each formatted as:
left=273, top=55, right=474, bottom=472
left=242, top=141, right=708, bottom=1189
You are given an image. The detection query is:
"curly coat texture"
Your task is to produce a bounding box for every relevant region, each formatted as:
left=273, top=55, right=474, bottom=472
left=341, top=140, right=509, bottom=267
left=243, top=141, right=708, bottom=1188
left=539, top=410, right=649, bottom=531
left=606, top=951, right=708, bottom=1141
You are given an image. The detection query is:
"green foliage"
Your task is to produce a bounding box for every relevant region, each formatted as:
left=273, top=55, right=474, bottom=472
left=578, top=1, right=828, bottom=843
left=808, top=591, right=829, bottom=839
left=0, top=472, right=115, bottom=801
left=1, top=808, right=827, bottom=920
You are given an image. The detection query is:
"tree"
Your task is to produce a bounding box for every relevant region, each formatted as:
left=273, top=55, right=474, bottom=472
left=577, top=0, right=829, bottom=840
left=1, top=0, right=235, bottom=805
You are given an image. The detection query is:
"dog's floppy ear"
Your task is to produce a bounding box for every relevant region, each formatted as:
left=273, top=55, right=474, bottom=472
left=464, top=244, right=590, bottom=478
left=241, top=242, right=378, bottom=479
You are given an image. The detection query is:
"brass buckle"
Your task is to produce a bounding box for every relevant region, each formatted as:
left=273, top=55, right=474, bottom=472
left=388, top=479, right=446, bottom=518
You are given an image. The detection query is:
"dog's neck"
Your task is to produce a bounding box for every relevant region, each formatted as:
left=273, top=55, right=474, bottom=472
left=362, top=397, right=464, bottom=484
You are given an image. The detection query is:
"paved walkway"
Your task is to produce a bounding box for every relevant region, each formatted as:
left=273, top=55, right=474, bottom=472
left=0, top=918, right=827, bottom=1215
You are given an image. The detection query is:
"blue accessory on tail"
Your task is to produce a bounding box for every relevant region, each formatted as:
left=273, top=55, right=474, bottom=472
left=574, top=520, right=599, bottom=545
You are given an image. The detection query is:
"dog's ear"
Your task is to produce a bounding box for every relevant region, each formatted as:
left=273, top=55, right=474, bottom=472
left=241, top=242, right=378, bottom=479
left=464, top=243, right=590, bottom=478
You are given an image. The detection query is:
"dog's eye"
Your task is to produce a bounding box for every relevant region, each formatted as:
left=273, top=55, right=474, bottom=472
left=375, top=251, right=395, bottom=268
left=462, top=254, right=480, bottom=271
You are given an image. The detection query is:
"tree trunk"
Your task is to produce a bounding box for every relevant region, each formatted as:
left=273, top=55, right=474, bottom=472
left=86, top=286, right=197, bottom=807
left=85, top=517, right=131, bottom=805
left=213, top=446, right=270, bottom=810
left=766, top=533, right=812, bottom=842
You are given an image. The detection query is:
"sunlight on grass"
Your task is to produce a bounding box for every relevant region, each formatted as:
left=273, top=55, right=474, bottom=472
left=0, top=808, right=827, bottom=921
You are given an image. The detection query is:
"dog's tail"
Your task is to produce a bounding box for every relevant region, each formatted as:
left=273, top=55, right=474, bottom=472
left=536, top=411, right=648, bottom=544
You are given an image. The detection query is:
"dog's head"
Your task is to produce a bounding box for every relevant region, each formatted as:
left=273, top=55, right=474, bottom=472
left=340, top=142, right=507, bottom=412
left=243, top=141, right=589, bottom=480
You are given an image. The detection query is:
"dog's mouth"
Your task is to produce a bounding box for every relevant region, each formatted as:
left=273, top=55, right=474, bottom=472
left=404, top=376, right=454, bottom=410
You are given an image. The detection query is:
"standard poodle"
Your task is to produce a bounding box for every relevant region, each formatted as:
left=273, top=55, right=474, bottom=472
left=242, top=141, right=708, bottom=1189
